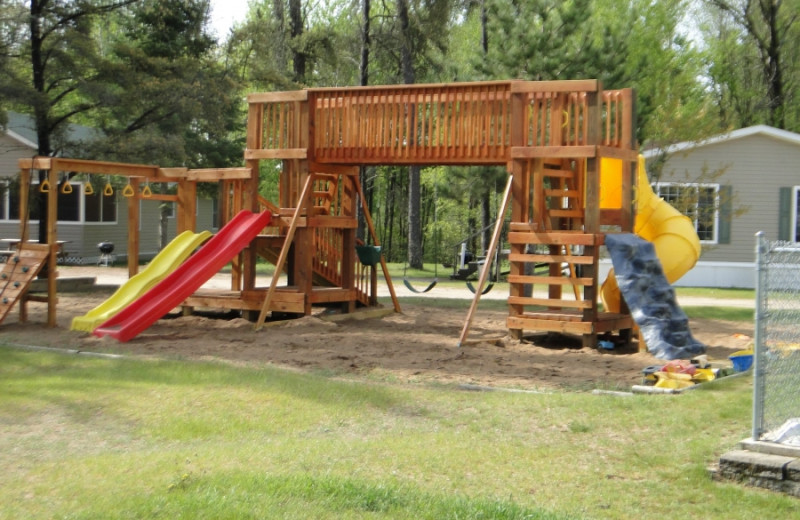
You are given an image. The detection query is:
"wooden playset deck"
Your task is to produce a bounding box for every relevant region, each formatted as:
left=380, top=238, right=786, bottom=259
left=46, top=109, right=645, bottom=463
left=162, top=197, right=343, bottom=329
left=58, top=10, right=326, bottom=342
left=13, top=79, right=638, bottom=346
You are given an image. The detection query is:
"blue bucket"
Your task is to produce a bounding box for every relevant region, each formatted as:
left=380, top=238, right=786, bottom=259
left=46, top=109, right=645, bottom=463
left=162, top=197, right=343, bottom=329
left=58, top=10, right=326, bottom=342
left=729, top=353, right=753, bottom=372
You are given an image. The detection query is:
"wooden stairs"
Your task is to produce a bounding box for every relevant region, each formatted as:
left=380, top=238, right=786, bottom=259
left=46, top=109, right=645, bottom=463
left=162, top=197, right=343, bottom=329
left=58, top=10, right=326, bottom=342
left=0, top=244, right=50, bottom=325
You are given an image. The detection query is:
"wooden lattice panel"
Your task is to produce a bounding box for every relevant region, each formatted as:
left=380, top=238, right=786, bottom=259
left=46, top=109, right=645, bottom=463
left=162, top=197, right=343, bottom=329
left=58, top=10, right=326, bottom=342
left=0, top=244, right=50, bottom=325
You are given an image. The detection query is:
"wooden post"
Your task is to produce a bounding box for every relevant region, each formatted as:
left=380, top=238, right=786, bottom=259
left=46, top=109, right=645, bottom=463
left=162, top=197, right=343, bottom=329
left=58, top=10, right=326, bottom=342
left=508, top=87, right=527, bottom=339
left=128, top=177, right=140, bottom=278
left=458, top=175, right=513, bottom=347
left=255, top=174, right=315, bottom=330
left=582, top=86, right=602, bottom=348
left=354, top=175, right=401, bottom=313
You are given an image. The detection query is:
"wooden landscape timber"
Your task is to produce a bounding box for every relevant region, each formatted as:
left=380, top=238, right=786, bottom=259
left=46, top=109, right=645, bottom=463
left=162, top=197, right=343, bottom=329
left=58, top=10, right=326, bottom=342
left=15, top=79, right=637, bottom=346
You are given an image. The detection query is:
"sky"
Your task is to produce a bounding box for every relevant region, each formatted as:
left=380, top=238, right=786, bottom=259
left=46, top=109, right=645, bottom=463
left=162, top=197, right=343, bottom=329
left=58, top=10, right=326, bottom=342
left=208, top=0, right=250, bottom=37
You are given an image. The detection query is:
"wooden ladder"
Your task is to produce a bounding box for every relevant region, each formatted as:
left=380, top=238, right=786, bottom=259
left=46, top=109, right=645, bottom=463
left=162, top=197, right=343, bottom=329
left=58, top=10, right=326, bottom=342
left=0, top=244, right=50, bottom=325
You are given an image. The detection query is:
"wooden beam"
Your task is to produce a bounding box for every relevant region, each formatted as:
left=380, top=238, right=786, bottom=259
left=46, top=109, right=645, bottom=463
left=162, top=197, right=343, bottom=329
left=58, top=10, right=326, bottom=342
left=458, top=175, right=513, bottom=347
left=507, top=296, right=591, bottom=309
left=244, top=148, right=307, bottom=160
left=354, top=174, right=401, bottom=313
left=46, top=161, right=58, bottom=327
left=127, top=177, right=140, bottom=277
left=28, top=157, right=160, bottom=178
left=511, top=146, right=596, bottom=159
left=255, top=174, right=316, bottom=329
left=596, top=146, right=638, bottom=161
left=508, top=231, right=604, bottom=246
left=506, top=316, right=595, bottom=334
left=171, top=168, right=253, bottom=182
left=17, top=157, right=52, bottom=169
left=248, top=90, right=309, bottom=103
left=507, top=274, right=592, bottom=286
left=508, top=252, right=595, bottom=265
left=308, top=162, right=360, bottom=176
left=510, top=79, right=599, bottom=93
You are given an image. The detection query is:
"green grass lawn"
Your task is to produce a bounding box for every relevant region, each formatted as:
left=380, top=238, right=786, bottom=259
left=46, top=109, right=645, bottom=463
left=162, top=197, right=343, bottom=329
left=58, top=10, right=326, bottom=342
left=1, top=347, right=793, bottom=519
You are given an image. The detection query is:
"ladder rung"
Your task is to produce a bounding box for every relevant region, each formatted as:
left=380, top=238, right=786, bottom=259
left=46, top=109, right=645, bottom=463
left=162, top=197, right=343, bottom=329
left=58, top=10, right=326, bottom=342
left=507, top=296, right=591, bottom=309
left=508, top=274, right=592, bottom=286
left=544, top=189, right=580, bottom=197
left=548, top=209, right=583, bottom=218
left=508, top=253, right=594, bottom=264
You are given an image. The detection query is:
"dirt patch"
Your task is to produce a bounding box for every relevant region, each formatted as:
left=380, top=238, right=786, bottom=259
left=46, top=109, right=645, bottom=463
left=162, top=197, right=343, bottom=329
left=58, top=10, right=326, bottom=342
left=1, top=291, right=755, bottom=391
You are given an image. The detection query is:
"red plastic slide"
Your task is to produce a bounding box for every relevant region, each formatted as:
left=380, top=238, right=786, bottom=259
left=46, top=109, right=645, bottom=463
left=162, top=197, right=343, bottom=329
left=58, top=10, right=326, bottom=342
left=93, top=210, right=272, bottom=342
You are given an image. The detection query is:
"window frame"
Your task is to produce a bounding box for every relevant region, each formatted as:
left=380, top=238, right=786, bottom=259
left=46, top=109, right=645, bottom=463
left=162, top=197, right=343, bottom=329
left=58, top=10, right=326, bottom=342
left=653, top=181, right=720, bottom=244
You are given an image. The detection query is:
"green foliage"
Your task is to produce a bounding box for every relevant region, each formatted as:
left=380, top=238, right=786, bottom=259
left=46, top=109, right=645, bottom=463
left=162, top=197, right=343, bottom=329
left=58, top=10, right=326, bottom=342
left=700, top=0, right=800, bottom=131
left=79, top=0, right=244, bottom=167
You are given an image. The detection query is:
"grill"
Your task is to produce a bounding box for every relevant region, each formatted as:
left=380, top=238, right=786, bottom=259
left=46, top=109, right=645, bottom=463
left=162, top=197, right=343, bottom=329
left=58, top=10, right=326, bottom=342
left=97, top=241, right=115, bottom=266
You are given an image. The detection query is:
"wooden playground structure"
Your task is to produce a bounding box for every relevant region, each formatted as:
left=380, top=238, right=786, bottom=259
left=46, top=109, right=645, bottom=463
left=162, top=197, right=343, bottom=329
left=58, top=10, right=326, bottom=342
left=8, top=79, right=637, bottom=347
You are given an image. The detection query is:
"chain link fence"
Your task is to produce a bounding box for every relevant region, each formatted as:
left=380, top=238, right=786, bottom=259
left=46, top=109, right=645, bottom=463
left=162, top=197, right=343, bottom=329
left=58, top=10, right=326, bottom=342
left=753, top=232, right=800, bottom=445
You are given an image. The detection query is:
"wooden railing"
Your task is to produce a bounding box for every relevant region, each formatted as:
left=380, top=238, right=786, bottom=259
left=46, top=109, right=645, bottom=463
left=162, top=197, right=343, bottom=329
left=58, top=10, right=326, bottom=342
left=310, top=82, right=512, bottom=164
left=247, top=81, right=635, bottom=165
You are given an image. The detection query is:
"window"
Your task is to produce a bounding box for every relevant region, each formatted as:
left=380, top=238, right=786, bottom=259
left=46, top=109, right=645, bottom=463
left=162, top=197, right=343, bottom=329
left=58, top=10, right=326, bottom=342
left=0, top=180, right=116, bottom=223
left=654, top=183, right=719, bottom=243
left=211, top=197, right=219, bottom=230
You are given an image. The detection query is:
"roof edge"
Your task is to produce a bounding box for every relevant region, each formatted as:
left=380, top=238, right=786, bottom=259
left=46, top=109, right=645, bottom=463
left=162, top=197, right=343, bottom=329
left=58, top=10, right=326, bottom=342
left=3, top=128, right=37, bottom=149
left=643, top=125, right=800, bottom=158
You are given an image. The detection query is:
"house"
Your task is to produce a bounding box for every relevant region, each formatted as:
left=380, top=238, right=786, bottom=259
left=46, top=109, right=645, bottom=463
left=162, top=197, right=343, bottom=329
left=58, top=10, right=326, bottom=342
left=602, top=125, right=800, bottom=289
left=1, top=112, right=218, bottom=263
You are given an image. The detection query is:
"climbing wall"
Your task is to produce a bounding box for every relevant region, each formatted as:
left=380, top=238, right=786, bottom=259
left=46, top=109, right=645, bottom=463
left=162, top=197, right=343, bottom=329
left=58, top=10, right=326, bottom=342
left=0, top=244, right=50, bottom=325
left=605, top=234, right=706, bottom=360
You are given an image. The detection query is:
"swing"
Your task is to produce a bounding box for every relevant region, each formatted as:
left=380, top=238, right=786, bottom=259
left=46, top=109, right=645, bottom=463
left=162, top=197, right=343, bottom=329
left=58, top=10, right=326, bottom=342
left=402, top=182, right=442, bottom=293
left=60, top=173, right=73, bottom=194
left=403, top=264, right=438, bottom=293
left=466, top=279, right=494, bottom=295
left=465, top=241, right=503, bottom=294
left=103, top=176, right=114, bottom=196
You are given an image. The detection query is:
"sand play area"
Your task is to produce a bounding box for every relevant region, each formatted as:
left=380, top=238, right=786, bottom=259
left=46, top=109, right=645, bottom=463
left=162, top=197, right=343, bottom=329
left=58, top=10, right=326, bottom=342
left=1, top=267, right=755, bottom=391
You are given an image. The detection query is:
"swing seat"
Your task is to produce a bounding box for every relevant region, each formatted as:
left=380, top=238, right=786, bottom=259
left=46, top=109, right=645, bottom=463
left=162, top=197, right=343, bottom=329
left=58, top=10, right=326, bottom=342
left=466, top=280, right=494, bottom=295
left=355, top=245, right=382, bottom=267
left=403, top=278, right=438, bottom=294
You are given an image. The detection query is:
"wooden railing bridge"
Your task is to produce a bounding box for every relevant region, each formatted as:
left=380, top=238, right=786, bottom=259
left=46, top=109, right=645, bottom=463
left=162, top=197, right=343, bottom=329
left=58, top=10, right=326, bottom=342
left=246, top=79, right=638, bottom=345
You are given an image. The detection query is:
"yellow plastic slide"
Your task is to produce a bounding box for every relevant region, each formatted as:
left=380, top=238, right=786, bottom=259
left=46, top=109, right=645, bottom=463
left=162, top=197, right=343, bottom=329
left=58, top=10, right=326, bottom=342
left=70, top=230, right=212, bottom=332
left=600, top=156, right=702, bottom=313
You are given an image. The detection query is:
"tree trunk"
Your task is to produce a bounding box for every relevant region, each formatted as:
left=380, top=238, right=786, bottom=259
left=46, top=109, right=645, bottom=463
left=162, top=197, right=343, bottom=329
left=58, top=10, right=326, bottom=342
left=397, top=0, right=422, bottom=268
left=289, top=0, right=305, bottom=84
left=357, top=0, right=371, bottom=242
left=273, top=0, right=287, bottom=72
left=481, top=186, right=491, bottom=254
left=30, top=1, right=51, bottom=247
left=763, top=0, right=784, bottom=128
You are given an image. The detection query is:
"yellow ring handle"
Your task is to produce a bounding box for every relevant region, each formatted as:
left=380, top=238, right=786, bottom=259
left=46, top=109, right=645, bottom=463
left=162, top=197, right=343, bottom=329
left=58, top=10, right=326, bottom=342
left=39, top=179, right=50, bottom=193
left=142, top=184, right=152, bottom=198
left=122, top=184, right=135, bottom=197
left=84, top=182, right=94, bottom=195
left=61, top=182, right=73, bottom=194
left=104, top=183, right=114, bottom=196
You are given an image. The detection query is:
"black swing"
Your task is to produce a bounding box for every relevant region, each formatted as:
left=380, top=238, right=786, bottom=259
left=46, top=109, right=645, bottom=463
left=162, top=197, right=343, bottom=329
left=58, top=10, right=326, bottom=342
left=403, top=265, right=438, bottom=293
left=403, top=189, right=440, bottom=293
left=465, top=247, right=498, bottom=295
left=403, top=241, right=439, bottom=293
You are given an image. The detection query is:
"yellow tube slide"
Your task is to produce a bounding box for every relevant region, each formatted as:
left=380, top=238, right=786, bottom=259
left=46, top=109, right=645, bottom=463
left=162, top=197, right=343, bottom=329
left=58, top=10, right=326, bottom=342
left=71, top=230, right=213, bottom=332
left=600, top=156, right=702, bottom=313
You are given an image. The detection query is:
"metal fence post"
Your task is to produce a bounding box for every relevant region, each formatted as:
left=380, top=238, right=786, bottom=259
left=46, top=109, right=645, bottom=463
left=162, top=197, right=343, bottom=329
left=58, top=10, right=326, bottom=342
left=751, top=231, right=767, bottom=441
